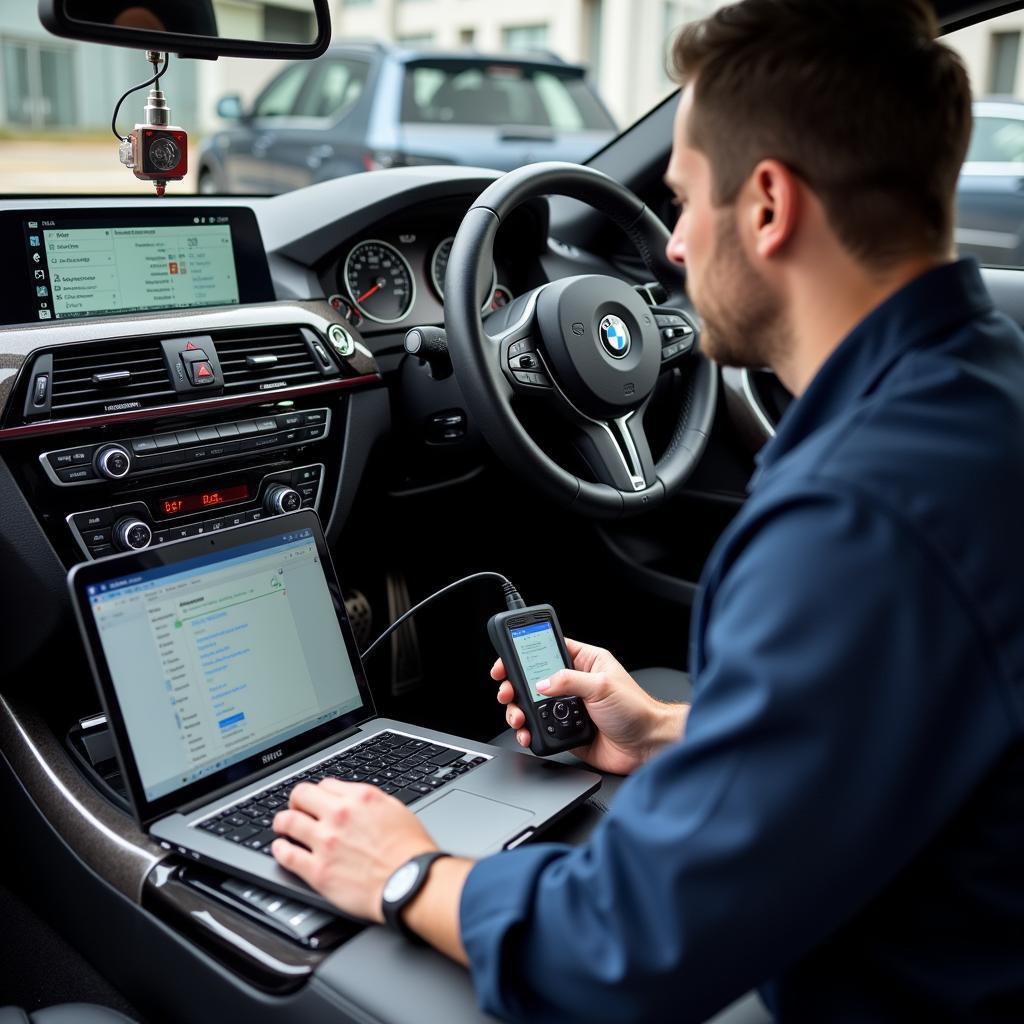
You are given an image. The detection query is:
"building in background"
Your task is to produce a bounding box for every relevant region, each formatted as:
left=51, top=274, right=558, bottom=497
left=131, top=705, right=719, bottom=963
left=949, top=12, right=1024, bottom=97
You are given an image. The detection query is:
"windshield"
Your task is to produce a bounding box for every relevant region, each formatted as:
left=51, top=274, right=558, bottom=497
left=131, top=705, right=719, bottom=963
left=0, top=0, right=1019, bottom=280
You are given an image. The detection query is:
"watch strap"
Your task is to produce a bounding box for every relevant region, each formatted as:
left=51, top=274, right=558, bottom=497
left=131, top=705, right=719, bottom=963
left=381, top=850, right=451, bottom=941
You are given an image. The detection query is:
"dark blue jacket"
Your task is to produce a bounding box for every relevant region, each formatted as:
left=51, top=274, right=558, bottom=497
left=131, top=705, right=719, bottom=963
left=459, top=260, right=1024, bottom=1022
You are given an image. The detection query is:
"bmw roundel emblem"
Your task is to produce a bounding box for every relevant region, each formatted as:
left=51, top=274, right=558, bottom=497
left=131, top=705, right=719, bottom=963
left=599, top=314, right=631, bottom=359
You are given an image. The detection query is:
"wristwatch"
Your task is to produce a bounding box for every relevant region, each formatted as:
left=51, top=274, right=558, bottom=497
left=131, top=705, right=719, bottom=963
left=381, top=850, right=451, bottom=941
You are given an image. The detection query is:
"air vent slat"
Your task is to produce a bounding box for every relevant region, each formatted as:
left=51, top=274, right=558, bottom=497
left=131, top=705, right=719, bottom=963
left=53, top=358, right=165, bottom=379
left=212, top=326, right=323, bottom=393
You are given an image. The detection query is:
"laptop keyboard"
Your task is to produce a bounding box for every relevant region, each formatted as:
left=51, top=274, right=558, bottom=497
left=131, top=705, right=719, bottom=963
left=196, top=731, right=488, bottom=856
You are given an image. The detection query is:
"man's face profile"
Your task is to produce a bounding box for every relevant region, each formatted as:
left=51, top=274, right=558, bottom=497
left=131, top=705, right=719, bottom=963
left=665, top=84, right=786, bottom=372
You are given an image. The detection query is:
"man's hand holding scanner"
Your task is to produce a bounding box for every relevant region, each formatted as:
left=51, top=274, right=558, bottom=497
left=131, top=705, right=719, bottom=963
left=492, top=637, right=689, bottom=775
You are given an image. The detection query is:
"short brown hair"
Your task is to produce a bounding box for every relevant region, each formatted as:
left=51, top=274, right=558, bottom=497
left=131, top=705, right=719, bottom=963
left=670, top=0, right=973, bottom=267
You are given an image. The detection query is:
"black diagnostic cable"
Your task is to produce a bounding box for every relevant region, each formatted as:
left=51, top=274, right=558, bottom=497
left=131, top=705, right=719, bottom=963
left=360, top=573, right=525, bottom=661
left=111, top=52, right=170, bottom=142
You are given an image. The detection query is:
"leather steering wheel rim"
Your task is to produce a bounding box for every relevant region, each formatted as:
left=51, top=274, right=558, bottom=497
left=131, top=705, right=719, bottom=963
left=444, top=161, right=717, bottom=519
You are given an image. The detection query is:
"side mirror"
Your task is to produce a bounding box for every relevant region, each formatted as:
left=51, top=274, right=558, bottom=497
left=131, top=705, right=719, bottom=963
left=217, top=95, right=244, bottom=121
left=38, top=0, right=331, bottom=61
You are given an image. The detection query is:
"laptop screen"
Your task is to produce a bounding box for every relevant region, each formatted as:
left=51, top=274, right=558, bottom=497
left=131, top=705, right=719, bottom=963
left=77, top=519, right=369, bottom=812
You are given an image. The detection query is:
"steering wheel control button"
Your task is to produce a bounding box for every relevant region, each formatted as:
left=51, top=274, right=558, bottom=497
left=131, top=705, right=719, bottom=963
left=114, top=518, right=153, bottom=552
left=508, top=340, right=533, bottom=358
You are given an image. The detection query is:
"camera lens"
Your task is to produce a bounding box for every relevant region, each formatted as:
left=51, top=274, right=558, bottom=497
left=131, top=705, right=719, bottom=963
left=149, top=137, right=180, bottom=172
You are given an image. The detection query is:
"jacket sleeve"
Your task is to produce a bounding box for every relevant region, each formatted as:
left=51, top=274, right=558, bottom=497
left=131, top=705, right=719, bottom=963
left=458, top=488, right=1013, bottom=1024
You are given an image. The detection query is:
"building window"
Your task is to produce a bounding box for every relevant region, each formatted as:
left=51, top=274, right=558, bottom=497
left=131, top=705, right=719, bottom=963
left=398, top=34, right=435, bottom=48
left=264, top=5, right=316, bottom=44
left=459, top=28, right=476, bottom=46
left=1, top=38, right=76, bottom=129
left=990, top=31, right=1021, bottom=95
left=501, top=24, right=549, bottom=51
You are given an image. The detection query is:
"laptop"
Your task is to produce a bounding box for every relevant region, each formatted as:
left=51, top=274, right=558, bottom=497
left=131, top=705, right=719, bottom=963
left=68, top=510, right=600, bottom=914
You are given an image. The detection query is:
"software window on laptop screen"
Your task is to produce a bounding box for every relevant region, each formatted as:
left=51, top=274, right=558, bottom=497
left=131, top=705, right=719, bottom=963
left=86, top=528, right=362, bottom=801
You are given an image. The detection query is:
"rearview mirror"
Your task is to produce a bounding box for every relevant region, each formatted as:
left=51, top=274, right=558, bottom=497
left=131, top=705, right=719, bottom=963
left=38, top=0, right=331, bottom=61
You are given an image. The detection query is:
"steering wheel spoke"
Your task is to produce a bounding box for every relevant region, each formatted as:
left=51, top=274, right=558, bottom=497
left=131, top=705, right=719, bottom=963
left=572, top=407, right=658, bottom=493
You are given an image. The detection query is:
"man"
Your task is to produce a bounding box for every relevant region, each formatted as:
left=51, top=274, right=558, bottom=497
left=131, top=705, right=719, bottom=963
left=272, top=0, right=1024, bottom=1019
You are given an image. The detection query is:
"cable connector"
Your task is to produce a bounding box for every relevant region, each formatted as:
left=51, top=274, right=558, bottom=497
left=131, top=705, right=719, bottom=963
left=502, top=581, right=526, bottom=610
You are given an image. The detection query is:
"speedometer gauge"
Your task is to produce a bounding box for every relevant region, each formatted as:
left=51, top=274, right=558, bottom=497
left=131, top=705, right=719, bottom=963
left=344, top=240, right=416, bottom=324
left=431, top=236, right=496, bottom=307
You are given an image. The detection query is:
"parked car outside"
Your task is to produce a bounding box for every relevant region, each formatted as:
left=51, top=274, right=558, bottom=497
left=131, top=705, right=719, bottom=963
left=197, top=43, right=617, bottom=194
left=956, top=98, right=1024, bottom=267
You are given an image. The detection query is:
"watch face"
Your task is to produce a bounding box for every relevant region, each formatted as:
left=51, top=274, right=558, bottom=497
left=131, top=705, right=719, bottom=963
left=383, top=860, right=420, bottom=903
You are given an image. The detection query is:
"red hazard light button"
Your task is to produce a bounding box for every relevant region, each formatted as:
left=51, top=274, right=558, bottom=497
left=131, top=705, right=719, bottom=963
left=189, top=360, right=216, bottom=385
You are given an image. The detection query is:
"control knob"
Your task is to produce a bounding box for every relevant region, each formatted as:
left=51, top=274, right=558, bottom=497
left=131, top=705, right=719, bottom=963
left=264, top=483, right=302, bottom=515
left=94, top=444, right=132, bottom=480
left=113, top=517, right=152, bottom=551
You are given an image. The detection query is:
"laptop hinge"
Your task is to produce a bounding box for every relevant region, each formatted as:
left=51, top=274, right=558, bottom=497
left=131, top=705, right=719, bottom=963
left=175, top=724, right=363, bottom=816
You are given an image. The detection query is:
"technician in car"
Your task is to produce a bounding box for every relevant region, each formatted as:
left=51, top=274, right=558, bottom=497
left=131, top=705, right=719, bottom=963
left=270, top=0, right=1024, bottom=1019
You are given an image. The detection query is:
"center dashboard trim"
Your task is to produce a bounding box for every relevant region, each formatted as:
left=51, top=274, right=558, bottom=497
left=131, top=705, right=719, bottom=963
left=0, top=299, right=381, bottom=440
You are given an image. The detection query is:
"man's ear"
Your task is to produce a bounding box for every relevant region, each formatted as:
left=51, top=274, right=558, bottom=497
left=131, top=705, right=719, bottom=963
left=747, top=159, right=801, bottom=259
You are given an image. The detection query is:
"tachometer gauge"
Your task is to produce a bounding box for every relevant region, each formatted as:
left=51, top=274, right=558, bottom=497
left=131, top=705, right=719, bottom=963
left=327, top=292, right=363, bottom=327
left=344, top=240, right=415, bottom=324
left=431, top=236, right=496, bottom=307
left=488, top=285, right=513, bottom=313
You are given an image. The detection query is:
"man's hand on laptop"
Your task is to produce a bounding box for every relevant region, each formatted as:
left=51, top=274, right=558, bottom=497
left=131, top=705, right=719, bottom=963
left=271, top=779, right=473, bottom=961
left=272, top=779, right=437, bottom=921
left=492, top=638, right=689, bottom=775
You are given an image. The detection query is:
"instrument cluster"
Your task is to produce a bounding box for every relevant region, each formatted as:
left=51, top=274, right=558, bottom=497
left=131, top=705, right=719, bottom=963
left=326, top=232, right=514, bottom=332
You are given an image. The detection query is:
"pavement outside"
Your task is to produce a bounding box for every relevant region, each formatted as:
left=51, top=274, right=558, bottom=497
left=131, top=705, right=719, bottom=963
left=0, top=137, right=199, bottom=195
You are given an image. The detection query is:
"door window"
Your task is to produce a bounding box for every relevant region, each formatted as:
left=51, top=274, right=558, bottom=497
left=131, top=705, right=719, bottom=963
left=252, top=64, right=309, bottom=118
left=293, top=59, right=369, bottom=119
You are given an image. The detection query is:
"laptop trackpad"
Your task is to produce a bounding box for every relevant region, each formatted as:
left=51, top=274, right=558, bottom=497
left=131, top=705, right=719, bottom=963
left=416, top=790, right=533, bottom=854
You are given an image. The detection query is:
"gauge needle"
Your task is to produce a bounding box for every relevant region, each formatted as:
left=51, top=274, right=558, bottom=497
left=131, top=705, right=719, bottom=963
left=357, top=282, right=382, bottom=304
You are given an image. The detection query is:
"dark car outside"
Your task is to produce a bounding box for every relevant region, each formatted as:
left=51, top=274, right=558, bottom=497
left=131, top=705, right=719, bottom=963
left=197, top=43, right=617, bottom=194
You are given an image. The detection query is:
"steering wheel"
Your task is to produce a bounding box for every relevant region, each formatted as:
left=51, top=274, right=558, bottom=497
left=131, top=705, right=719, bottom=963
left=444, top=162, right=717, bottom=518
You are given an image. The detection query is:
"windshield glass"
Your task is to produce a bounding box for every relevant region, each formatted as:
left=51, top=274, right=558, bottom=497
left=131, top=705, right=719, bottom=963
left=0, top=0, right=1018, bottom=277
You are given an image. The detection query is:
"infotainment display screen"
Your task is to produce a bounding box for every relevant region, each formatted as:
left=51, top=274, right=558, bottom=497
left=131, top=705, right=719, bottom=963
left=0, top=207, right=274, bottom=326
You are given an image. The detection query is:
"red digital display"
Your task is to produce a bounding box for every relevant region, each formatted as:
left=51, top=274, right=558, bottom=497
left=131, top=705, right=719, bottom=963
left=159, top=483, right=250, bottom=518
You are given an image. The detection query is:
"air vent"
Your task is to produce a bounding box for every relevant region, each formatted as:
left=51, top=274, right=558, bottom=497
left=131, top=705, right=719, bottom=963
left=49, top=340, right=176, bottom=418
left=214, top=327, right=328, bottom=394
